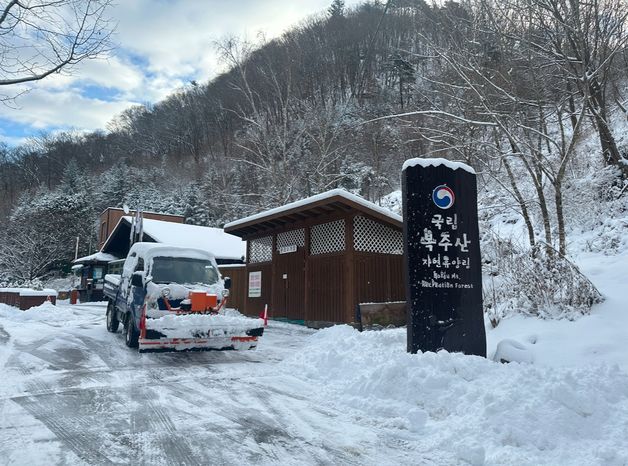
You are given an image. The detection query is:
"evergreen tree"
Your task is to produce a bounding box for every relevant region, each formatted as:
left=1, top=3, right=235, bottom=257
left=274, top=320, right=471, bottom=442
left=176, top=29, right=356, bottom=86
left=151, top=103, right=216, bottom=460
left=328, top=0, right=345, bottom=17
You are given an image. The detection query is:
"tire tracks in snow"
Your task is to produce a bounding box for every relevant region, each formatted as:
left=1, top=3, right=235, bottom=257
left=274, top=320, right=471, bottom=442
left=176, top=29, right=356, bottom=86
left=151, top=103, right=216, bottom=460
left=126, top=379, right=206, bottom=465
left=12, top=393, right=115, bottom=465
left=162, top=376, right=377, bottom=465
left=0, top=324, right=9, bottom=344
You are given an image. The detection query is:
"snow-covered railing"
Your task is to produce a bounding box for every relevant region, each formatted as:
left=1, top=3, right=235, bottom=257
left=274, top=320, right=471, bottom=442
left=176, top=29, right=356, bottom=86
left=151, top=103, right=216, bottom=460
left=0, top=288, right=57, bottom=310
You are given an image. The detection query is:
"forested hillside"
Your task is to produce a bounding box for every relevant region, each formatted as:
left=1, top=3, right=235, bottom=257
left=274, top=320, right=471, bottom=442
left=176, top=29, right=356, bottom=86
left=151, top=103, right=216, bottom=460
left=1, top=0, right=627, bottom=305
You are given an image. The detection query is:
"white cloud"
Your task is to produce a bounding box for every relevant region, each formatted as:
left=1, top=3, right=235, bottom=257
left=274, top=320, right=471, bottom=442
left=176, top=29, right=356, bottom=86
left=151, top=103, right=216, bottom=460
left=1, top=0, right=364, bottom=141
left=0, top=87, right=136, bottom=131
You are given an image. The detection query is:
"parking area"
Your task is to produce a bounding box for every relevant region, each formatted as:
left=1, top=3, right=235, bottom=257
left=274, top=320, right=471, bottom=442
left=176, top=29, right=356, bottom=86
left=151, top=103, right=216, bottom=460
left=0, top=303, right=431, bottom=466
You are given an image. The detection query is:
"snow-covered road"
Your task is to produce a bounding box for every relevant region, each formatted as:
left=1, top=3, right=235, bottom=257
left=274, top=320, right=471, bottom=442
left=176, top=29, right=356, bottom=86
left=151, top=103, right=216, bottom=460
left=0, top=303, right=434, bottom=465
left=1, top=298, right=628, bottom=465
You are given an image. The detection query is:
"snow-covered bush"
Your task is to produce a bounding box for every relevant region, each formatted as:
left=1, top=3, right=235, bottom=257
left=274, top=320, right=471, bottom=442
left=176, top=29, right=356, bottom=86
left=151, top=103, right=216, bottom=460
left=483, top=237, right=603, bottom=326
left=563, top=166, right=628, bottom=255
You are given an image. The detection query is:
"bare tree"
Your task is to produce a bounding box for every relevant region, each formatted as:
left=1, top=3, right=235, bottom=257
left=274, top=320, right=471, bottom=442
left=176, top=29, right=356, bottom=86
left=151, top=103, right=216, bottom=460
left=486, top=0, right=628, bottom=177
left=0, top=0, right=114, bottom=100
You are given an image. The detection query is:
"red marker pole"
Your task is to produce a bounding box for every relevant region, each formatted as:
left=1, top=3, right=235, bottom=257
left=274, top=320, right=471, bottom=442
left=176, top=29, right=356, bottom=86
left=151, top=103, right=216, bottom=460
left=263, top=304, right=268, bottom=327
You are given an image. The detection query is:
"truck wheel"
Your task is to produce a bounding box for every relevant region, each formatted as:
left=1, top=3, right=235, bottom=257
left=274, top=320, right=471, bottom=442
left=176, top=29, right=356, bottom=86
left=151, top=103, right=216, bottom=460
left=106, top=301, right=119, bottom=333
left=125, top=315, right=139, bottom=348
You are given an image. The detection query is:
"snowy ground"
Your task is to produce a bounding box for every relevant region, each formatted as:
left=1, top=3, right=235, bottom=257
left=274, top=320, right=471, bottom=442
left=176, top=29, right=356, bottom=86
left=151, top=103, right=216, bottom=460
left=0, top=303, right=433, bottom=466
left=0, top=248, right=627, bottom=466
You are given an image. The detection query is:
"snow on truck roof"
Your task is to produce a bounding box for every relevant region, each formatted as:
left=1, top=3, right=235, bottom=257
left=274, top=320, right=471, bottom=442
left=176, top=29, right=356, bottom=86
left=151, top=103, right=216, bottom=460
left=224, top=189, right=402, bottom=235
left=127, top=243, right=217, bottom=263
left=107, top=217, right=245, bottom=261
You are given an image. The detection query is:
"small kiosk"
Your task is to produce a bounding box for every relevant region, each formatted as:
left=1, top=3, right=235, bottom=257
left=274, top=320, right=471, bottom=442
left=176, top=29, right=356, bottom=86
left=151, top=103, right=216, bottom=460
left=72, top=252, right=119, bottom=302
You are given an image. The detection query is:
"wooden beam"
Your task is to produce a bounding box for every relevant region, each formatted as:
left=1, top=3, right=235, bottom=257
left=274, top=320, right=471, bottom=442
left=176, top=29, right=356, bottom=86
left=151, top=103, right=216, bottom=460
left=344, top=213, right=356, bottom=324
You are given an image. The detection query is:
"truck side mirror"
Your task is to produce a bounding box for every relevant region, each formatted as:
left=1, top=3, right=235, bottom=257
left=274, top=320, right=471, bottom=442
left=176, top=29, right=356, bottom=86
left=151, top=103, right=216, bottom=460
left=131, top=272, right=144, bottom=288
left=224, top=277, right=231, bottom=290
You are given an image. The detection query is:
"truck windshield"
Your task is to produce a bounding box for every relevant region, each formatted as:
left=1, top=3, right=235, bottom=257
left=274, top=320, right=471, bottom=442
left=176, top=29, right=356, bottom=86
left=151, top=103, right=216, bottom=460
left=151, top=257, right=219, bottom=285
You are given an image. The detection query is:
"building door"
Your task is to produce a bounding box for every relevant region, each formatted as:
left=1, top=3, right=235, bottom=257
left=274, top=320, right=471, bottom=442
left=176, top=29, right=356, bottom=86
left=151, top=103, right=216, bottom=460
left=273, top=229, right=306, bottom=321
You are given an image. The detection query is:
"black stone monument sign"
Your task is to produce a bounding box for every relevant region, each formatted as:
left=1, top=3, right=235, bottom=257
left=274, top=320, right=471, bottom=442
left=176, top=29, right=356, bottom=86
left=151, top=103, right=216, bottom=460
left=402, top=158, right=486, bottom=357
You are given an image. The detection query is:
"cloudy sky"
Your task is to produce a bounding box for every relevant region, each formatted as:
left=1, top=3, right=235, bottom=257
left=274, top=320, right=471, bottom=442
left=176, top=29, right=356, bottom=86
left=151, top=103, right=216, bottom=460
left=0, top=0, right=361, bottom=146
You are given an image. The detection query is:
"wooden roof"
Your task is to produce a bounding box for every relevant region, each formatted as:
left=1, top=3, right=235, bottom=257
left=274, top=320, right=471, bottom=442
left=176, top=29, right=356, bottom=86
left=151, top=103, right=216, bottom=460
left=224, top=189, right=403, bottom=238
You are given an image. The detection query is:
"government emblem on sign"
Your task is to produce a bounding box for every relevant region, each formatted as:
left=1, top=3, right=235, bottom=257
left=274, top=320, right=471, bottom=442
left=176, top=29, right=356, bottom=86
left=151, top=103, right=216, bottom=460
left=432, top=185, right=455, bottom=209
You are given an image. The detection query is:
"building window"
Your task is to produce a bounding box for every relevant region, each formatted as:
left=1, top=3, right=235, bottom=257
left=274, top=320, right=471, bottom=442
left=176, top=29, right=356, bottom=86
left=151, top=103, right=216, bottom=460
left=249, top=236, right=273, bottom=263
left=310, top=219, right=345, bottom=255
left=276, top=229, right=305, bottom=252
left=354, top=215, right=403, bottom=255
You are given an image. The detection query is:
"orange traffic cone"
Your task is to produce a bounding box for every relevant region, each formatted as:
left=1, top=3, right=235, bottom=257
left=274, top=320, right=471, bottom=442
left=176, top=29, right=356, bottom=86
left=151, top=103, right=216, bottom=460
left=259, top=304, right=268, bottom=327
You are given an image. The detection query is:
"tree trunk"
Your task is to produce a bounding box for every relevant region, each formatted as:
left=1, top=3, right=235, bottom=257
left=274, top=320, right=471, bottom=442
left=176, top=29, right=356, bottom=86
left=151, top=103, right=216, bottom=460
left=554, top=179, right=566, bottom=256
left=503, top=157, right=536, bottom=249
left=589, top=81, right=628, bottom=177
left=509, top=140, right=553, bottom=254
left=593, top=111, right=626, bottom=173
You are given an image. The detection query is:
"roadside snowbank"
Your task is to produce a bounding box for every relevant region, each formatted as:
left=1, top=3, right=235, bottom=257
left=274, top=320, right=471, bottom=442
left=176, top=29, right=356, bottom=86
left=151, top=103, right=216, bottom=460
left=282, top=325, right=628, bottom=465
left=0, top=302, right=64, bottom=321
left=486, top=248, right=628, bottom=368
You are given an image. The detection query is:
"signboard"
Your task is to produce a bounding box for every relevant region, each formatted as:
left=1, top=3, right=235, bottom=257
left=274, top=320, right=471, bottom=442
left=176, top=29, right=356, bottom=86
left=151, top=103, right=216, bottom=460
left=402, top=158, right=486, bottom=357
left=278, top=245, right=297, bottom=254
left=248, top=271, right=262, bottom=298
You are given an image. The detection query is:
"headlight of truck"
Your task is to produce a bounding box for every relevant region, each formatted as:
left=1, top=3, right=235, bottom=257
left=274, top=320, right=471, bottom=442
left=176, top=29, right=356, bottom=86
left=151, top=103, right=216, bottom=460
left=222, top=289, right=230, bottom=297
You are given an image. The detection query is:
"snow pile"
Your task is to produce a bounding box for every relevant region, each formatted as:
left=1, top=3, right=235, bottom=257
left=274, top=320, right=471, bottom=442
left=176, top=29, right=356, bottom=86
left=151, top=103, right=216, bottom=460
left=0, top=302, right=74, bottom=322
left=487, top=248, right=628, bottom=369
left=493, top=339, right=534, bottom=364
left=281, top=325, right=628, bottom=465
left=147, top=312, right=264, bottom=338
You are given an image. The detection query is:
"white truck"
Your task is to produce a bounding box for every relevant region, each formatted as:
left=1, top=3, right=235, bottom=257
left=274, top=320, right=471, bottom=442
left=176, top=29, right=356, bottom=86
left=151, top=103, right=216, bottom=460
left=103, top=243, right=264, bottom=352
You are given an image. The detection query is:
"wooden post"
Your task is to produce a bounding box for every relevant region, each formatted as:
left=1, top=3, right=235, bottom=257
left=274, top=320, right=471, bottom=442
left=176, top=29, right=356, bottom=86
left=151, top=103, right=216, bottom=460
left=270, top=233, right=277, bottom=319
left=304, top=226, right=310, bottom=325
left=345, top=214, right=355, bottom=324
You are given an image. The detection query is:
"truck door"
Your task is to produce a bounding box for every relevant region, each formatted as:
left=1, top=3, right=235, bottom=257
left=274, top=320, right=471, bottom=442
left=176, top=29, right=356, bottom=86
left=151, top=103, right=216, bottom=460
left=129, top=258, right=146, bottom=318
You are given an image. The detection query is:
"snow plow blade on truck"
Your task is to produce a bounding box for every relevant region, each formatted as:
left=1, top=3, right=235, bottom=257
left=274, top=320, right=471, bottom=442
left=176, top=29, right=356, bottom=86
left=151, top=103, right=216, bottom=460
left=138, top=303, right=264, bottom=353
left=104, top=243, right=264, bottom=353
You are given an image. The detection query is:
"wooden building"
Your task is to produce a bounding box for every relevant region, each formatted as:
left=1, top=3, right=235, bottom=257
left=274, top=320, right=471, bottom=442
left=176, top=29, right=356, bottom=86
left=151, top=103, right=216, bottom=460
left=72, top=252, right=117, bottom=302
left=224, top=189, right=405, bottom=327
left=100, top=216, right=245, bottom=265
left=98, top=208, right=185, bottom=250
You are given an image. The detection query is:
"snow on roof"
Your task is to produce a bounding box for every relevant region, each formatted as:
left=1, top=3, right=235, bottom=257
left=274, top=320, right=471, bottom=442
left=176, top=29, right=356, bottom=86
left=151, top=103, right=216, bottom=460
left=18, top=288, right=58, bottom=297
left=124, top=218, right=246, bottom=261
left=402, top=157, right=475, bottom=174
left=73, top=252, right=118, bottom=264
left=224, top=188, right=402, bottom=230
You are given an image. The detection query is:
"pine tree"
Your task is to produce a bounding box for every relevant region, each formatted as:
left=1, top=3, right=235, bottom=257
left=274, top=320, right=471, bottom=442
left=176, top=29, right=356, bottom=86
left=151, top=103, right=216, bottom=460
left=328, top=0, right=345, bottom=18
